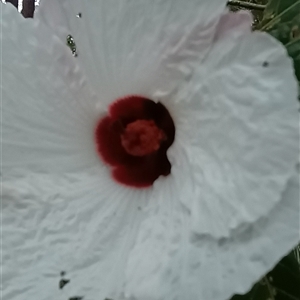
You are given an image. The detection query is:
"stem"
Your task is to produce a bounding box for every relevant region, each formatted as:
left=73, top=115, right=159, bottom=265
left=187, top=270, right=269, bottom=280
left=285, top=36, right=300, bottom=49
left=260, top=0, right=300, bottom=31
left=263, top=276, right=275, bottom=300
left=227, top=0, right=266, bottom=11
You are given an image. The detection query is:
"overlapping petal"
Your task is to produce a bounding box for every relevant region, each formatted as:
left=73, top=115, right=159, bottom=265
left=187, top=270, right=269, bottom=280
left=165, top=10, right=299, bottom=238
left=125, top=167, right=300, bottom=300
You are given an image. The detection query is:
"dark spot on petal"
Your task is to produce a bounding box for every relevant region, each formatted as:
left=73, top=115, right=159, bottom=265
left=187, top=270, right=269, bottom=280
left=262, top=61, right=269, bottom=67
left=59, top=279, right=70, bottom=289
left=66, top=35, right=77, bottom=56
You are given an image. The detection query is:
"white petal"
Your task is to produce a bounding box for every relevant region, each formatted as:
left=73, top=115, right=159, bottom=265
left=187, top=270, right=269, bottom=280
left=125, top=164, right=299, bottom=300
left=173, top=11, right=299, bottom=237
left=1, top=4, right=101, bottom=174
left=37, top=0, right=228, bottom=103
left=125, top=175, right=193, bottom=300
left=2, top=167, right=153, bottom=300
left=214, top=9, right=252, bottom=40
left=182, top=167, right=300, bottom=300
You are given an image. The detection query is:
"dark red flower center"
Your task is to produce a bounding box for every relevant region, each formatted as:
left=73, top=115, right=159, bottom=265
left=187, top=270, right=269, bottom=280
left=121, top=120, right=166, bottom=156
left=94, top=95, right=175, bottom=188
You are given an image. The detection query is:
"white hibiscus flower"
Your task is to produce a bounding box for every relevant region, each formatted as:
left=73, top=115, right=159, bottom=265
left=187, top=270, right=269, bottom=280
left=1, top=1, right=299, bottom=300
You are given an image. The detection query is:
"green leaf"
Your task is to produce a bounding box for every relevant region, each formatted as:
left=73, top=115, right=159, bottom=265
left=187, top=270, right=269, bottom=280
left=267, top=14, right=300, bottom=43
left=269, top=251, right=300, bottom=300
left=259, top=0, right=300, bottom=31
